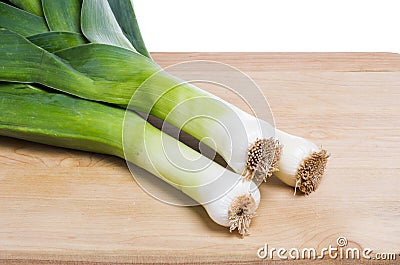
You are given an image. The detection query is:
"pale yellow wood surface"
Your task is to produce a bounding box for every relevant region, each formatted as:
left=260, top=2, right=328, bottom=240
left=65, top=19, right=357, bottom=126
left=0, top=53, right=399, bottom=264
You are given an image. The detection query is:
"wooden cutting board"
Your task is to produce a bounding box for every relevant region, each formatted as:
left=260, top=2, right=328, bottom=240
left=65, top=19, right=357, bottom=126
left=0, top=53, right=399, bottom=264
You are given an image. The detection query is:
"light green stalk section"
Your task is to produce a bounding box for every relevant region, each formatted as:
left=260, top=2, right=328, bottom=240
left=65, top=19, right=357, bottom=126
left=81, top=0, right=135, bottom=51
left=9, top=0, right=43, bottom=16
left=41, top=0, right=82, bottom=33
left=54, top=45, right=233, bottom=158
left=28, top=32, right=87, bottom=53
left=0, top=83, right=233, bottom=203
left=107, top=0, right=151, bottom=58
left=0, top=2, right=48, bottom=36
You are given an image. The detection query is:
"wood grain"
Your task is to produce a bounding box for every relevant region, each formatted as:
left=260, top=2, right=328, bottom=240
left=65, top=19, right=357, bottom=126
left=153, top=52, right=400, bottom=72
left=0, top=53, right=399, bottom=264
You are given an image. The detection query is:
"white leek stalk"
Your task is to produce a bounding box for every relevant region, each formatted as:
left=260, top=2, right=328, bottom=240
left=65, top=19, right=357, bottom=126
left=131, top=72, right=283, bottom=183
left=273, top=129, right=329, bottom=195
left=123, top=111, right=261, bottom=235
left=134, top=72, right=328, bottom=194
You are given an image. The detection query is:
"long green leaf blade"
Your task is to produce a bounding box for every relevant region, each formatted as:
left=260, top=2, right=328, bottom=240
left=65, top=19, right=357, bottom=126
left=0, top=28, right=97, bottom=99
left=41, top=0, right=82, bottom=33
left=28, top=31, right=87, bottom=53
left=0, top=28, right=160, bottom=105
left=9, top=0, right=43, bottom=16
left=81, top=0, right=135, bottom=51
left=107, top=0, right=151, bottom=58
left=0, top=82, right=46, bottom=93
left=54, top=44, right=158, bottom=87
left=0, top=2, right=48, bottom=36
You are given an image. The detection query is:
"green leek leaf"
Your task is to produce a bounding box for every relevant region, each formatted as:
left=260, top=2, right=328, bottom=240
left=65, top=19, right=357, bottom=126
left=0, top=28, right=160, bottom=105
left=9, top=0, right=43, bottom=17
left=0, top=2, right=48, bottom=36
left=81, top=0, right=135, bottom=52
left=41, top=0, right=82, bottom=33
left=28, top=31, right=87, bottom=53
left=107, top=0, right=151, bottom=58
left=0, top=28, right=94, bottom=99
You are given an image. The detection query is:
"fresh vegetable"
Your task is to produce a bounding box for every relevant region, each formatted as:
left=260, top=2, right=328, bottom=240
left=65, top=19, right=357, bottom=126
left=0, top=28, right=282, bottom=183
left=0, top=0, right=329, bottom=194
left=0, top=82, right=260, bottom=236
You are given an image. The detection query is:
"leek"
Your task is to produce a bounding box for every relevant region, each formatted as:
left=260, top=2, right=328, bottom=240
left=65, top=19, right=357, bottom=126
left=0, top=28, right=281, bottom=182
left=0, top=82, right=260, bottom=236
left=0, top=0, right=329, bottom=194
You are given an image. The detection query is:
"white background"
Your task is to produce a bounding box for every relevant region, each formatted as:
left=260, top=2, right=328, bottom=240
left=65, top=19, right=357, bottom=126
left=134, top=0, right=400, bottom=52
